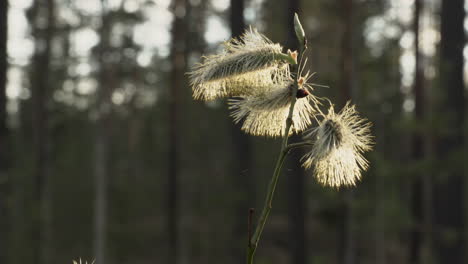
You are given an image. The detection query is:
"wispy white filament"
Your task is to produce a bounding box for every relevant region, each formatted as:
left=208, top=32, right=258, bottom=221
left=229, top=73, right=320, bottom=137
left=188, top=28, right=292, bottom=101
left=301, top=103, right=373, bottom=187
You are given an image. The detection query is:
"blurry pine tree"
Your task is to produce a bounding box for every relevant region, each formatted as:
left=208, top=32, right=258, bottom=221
left=30, top=0, right=55, bottom=263
left=168, top=0, right=187, bottom=263
left=0, top=0, right=9, bottom=263
left=433, top=0, right=466, bottom=262
left=284, top=2, right=308, bottom=264
left=94, top=1, right=112, bottom=263
left=229, top=0, right=255, bottom=263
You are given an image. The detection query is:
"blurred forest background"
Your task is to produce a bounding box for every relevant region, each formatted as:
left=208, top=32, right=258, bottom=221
left=0, top=0, right=467, bottom=264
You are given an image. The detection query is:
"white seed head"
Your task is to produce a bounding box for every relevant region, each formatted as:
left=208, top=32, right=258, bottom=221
left=188, top=28, right=293, bottom=101
left=301, top=103, right=373, bottom=188
left=228, top=75, right=320, bottom=137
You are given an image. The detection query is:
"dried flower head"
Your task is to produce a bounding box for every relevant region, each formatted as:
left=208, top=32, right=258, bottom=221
left=301, top=103, right=373, bottom=187
left=188, top=28, right=295, bottom=101
left=229, top=73, right=320, bottom=137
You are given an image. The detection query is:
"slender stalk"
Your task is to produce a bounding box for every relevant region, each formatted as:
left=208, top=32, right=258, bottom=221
left=246, top=43, right=306, bottom=264
left=286, top=142, right=314, bottom=152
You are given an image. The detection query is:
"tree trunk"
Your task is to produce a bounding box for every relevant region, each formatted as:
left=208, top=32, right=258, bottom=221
left=409, top=0, right=426, bottom=263
left=229, top=0, right=255, bottom=262
left=94, top=1, right=112, bottom=263
left=0, top=0, right=9, bottom=262
left=168, top=0, right=186, bottom=263
left=433, top=0, right=465, bottom=262
left=31, top=0, right=55, bottom=263
left=339, top=0, right=356, bottom=263
left=285, top=2, right=307, bottom=264
left=94, top=129, right=109, bottom=264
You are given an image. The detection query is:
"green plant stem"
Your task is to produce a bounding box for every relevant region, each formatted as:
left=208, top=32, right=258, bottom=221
left=246, top=44, right=305, bottom=264
left=286, top=142, right=314, bottom=152
left=273, top=52, right=297, bottom=65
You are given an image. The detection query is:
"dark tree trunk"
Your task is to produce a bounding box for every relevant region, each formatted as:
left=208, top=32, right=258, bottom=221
left=168, top=0, right=187, bottom=263
left=285, top=2, right=307, bottom=264
left=339, top=0, right=356, bottom=263
left=409, top=0, right=426, bottom=263
left=433, top=0, right=465, bottom=263
left=229, top=0, right=255, bottom=262
left=0, top=0, right=9, bottom=263
left=31, top=0, right=54, bottom=263
left=340, top=0, right=354, bottom=104
left=94, top=1, right=112, bottom=263
left=230, top=0, right=244, bottom=35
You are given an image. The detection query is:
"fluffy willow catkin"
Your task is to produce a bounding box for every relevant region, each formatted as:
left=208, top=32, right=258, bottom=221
left=229, top=73, right=320, bottom=137
left=301, top=103, right=373, bottom=187
left=188, top=28, right=296, bottom=101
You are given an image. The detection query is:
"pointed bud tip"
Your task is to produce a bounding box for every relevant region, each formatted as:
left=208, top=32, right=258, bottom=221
left=287, top=49, right=298, bottom=64
left=294, top=13, right=306, bottom=46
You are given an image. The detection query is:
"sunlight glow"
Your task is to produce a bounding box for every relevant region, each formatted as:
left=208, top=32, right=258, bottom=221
left=420, top=27, right=439, bottom=56
left=386, top=0, right=414, bottom=26
left=58, top=7, right=81, bottom=27
left=112, top=90, right=126, bottom=105
left=73, top=0, right=101, bottom=15
left=10, top=0, right=32, bottom=9
left=6, top=68, right=23, bottom=99
left=211, top=0, right=229, bottom=12
left=124, top=0, right=140, bottom=13
left=400, top=50, right=415, bottom=87
left=152, top=0, right=171, bottom=8
left=137, top=50, right=153, bottom=67
left=399, top=31, right=414, bottom=49
left=403, top=98, right=415, bottom=112
left=364, top=16, right=402, bottom=57
left=76, top=62, right=92, bottom=76
left=71, top=28, right=99, bottom=57
left=8, top=9, right=34, bottom=66
left=109, top=0, right=124, bottom=9
left=245, top=0, right=267, bottom=30
left=204, top=16, right=230, bottom=44
left=134, top=4, right=173, bottom=57
left=77, top=78, right=98, bottom=95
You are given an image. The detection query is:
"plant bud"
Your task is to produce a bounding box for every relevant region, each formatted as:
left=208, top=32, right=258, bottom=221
left=296, top=89, right=309, bottom=98
left=294, top=13, right=306, bottom=47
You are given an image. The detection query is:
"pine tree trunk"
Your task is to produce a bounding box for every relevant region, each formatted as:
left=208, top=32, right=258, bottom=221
left=168, top=0, right=186, bottom=263
left=433, top=0, right=465, bottom=262
left=0, top=0, right=9, bottom=262
left=31, top=0, right=55, bottom=263
left=410, top=0, right=426, bottom=263
left=229, top=0, right=255, bottom=262
left=285, top=2, right=307, bottom=264
left=339, top=0, right=356, bottom=264
left=94, top=131, right=108, bottom=264
left=94, top=1, right=111, bottom=263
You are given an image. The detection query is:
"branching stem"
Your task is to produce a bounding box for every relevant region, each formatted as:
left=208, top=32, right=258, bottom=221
left=286, top=142, right=314, bottom=152
left=246, top=42, right=306, bottom=264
